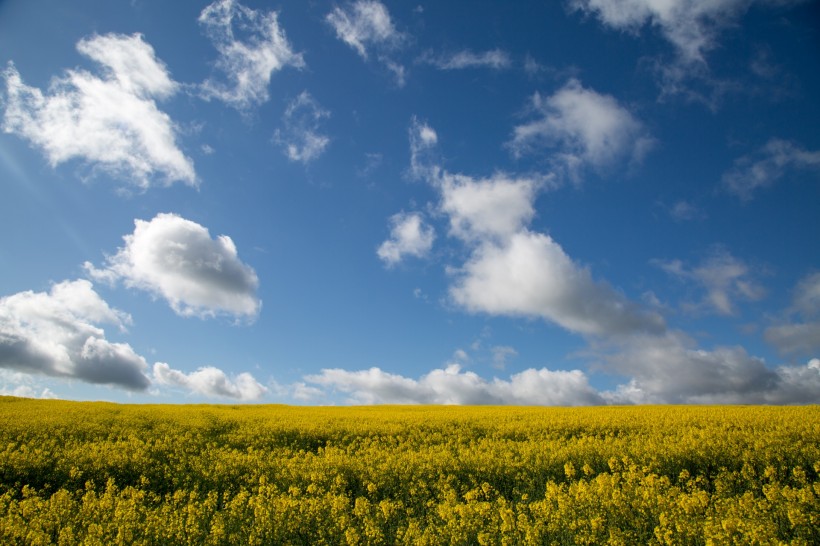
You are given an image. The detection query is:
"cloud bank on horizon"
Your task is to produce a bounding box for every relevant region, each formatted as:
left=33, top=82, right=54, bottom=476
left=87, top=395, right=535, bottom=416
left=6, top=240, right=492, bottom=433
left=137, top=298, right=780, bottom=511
left=0, top=0, right=818, bottom=404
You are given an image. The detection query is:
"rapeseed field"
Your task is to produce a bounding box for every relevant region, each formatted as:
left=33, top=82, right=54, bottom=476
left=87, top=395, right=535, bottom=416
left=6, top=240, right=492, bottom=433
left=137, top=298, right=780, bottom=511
left=0, top=397, right=817, bottom=545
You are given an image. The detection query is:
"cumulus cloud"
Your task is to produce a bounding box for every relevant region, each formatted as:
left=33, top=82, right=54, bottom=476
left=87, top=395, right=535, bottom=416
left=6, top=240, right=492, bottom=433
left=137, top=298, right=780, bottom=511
left=377, top=212, right=435, bottom=267
left=274, top=91, right=330, bottom=163
left=153, top=362, right=267, bottom=400
left=85, top=213, right=260, bottom=320
left=765, top=272, right=820, bottom=355
left=603, top=332, right=820, bottom=404
left=0, top=280, right=151, bottom=390
left=390, top=117, right=819, bottom=405
left=423, top=49, right=511, bottom=70
left=2, top=34, right=195, bottom=189
left=0, top=370, right=59, bottom=399
left=301, top=352, right=820, bottom=406
left=654, top=249, right=765, bottom=315
left=509, top=79, right=653, bottom=180
left=451, top=230, right=666, bottom=337
left=0, top=385, right=57, bottom=399
left=305, top=363, right=604, bottom=405
left=199, top=0, right=304, bottom=110
left=440, top=173, right=541, bottom=242
left=406, top=118, right=662, bottom=338
left=326, top=1, right=406, bottom=85
left=722, top=139, right=820, bottom=201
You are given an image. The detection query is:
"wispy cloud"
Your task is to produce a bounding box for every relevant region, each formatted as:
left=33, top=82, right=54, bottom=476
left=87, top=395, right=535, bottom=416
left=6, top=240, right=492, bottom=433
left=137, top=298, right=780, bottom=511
left=153, top=362, right=267, bottom=400
left=490, top=345, right=517, bottom=370
left=326, top=1, right=406, bottom=85
left=0, top=280, right=151, bottom=390
left=274, top=91, right=330, bottom=163
left=572, top=0, right=740, bottom=65
left=199, top=0, right=304, bottom=110
left=85, top=213, right=261, bottom=320
left=377, top=212, right=435, bottom=267
left=653, top=249, right=765, bottom=315
left=668, top=200, right=706, bottom=222
left=326, top=0, right=402, bottom=59
left=508, top=79, right=654, bottom=181
left=765, top=272, right=820, bottom=355
left=765, top=323, right=820, bottom=356
left=570, top=0, right=806, bottom=104
left=422, top=49, right=511, bottom=71
left=408, top=116, right=439, bottom=180
left=723, top=138, right=820, bottom=201
left=2, top=34, right=195, bottom=189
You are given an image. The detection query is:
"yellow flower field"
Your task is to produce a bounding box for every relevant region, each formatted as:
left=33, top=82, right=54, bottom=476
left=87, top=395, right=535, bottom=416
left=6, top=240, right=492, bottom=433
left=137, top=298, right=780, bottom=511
left=0, top=397, right=817, bottom=545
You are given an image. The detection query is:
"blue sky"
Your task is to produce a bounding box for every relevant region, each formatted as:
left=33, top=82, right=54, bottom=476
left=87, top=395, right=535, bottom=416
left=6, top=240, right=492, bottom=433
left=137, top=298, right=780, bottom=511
left=1, top=0, right=818, bottom=404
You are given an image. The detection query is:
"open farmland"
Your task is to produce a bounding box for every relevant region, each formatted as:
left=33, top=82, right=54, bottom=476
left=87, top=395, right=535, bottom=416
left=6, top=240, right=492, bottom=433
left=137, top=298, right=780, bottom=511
left=0, top=397, right=818, bottom=545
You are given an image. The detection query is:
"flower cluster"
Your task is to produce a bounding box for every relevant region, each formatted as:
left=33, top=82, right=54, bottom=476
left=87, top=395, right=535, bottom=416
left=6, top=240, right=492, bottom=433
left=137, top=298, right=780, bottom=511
left=0, top=398, right=817, bottom=544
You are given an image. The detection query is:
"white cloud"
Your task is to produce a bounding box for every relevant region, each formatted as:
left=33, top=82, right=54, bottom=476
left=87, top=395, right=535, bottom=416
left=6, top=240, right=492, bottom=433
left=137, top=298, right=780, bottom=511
left=326, top=0, right=402, bottom=59
left=451, top=230, right=666, bottom=337
left=571, top=0, right=724, bottom=64
left=0, top=280, right=151, bottom=390
left=791, top=272, right=820, bottom=317
left=290, top=381, right=325, bottom=402
left=491, top=345, right=517, bottom=370
left=305, top=363, right=604, bottom=405
left=377, top=212, right=435, bottom=267
left=668, top=200, right=706, bottom=222
left=392, top=115, right=818, bottom=406
left=654, top=249, right=765, bottom=315
left=424, top=49, right=511, bottom=70
left=765, top=323, right=820, bottom=355
left=418, top=124, right=438, bottom=147
left=0, top=385, right=57, bottom=399
left=199, top=0, right=304, bottom=110
left=302, top=350, right=820, bottom=406
left=571, top=0, right=802, bottom=65
left=603, top=331, right=820, bottom=404
left=570, top=1, right=806, bottom=104
left=153, top=362, right=267, bottom=400
left=408, top=116, right=439, bottom=180
left=2, top=34, right=195, bottom=189
left=326, top=1, right=406, bottom=86
left=357, top=152, right=383, bottom=178
left=0, top=370, right=58, bottom=399
left=440, top=172, right=542, bottom=242
left=722, top=139, right=820, bottom=201
left=509, top=79, right=653, bottom=180
left=764, top=272, right=820, bottom=355
left=405, top=116, right=662, bottom=339
left=85, top=213, right=260, bottom=320
left=274, top=91, right=330, bottom=163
